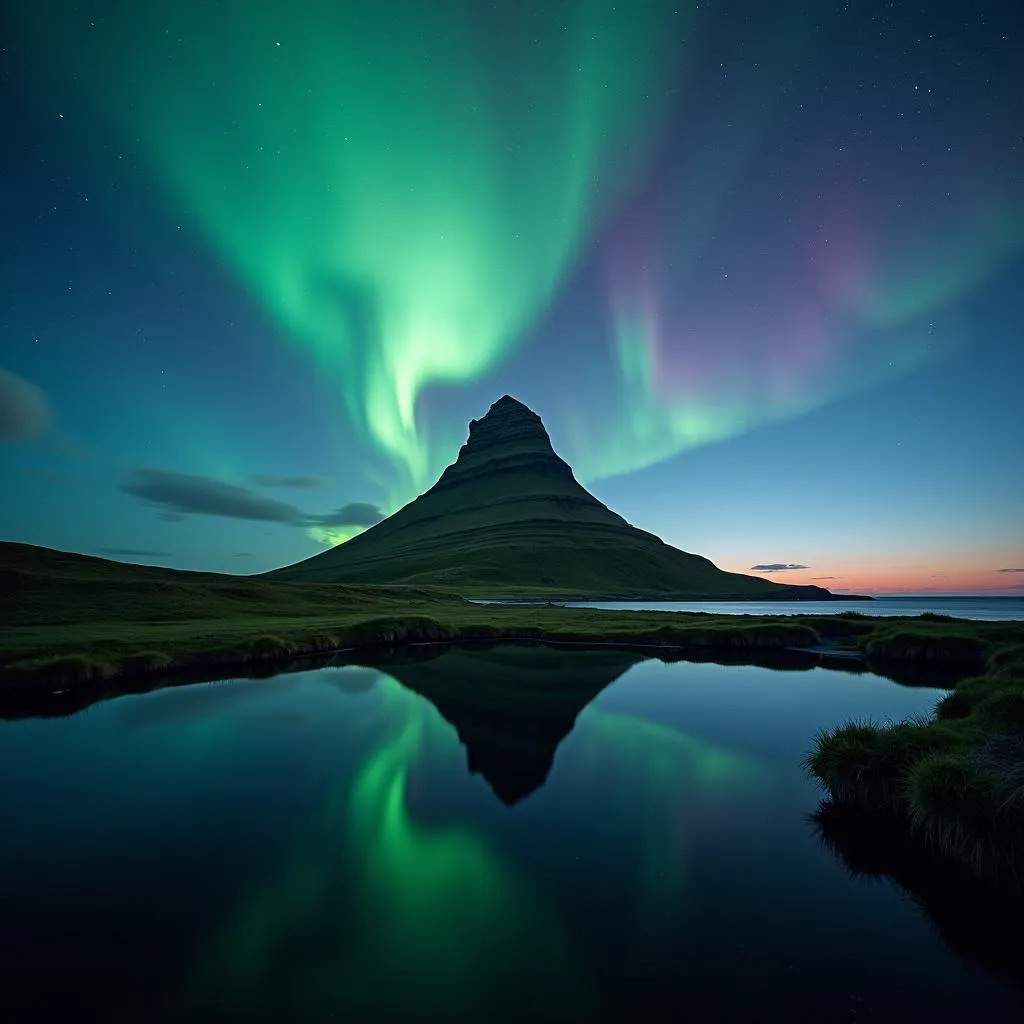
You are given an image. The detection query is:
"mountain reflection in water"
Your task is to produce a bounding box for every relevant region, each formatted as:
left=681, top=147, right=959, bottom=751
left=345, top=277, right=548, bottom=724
left=0, top=643, right=1020, bottom=1022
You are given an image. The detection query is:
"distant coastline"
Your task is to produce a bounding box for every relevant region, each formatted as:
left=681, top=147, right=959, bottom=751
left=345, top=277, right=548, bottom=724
left=471, top=592, right=875, bottom=604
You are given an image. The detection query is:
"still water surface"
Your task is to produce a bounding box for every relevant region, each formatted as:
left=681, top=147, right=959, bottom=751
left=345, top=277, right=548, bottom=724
left=1, top=645, right=1021, bottom=1022
left=562, top=597, right=1024, bottom=620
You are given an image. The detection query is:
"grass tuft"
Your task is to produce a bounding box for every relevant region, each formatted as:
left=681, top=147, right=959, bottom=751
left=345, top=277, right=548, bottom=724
left=6, top=653, right=116, bottom=684
left=805, top=719, right=948, bottom=808
left=935, top=690, right=972, bottom=720
left=861, top=630, right=987, bottom=667
left=974, top=689, right=1024, bottom=735
left=987, top=644, right=1024, bottom=679
left=120, top=650, right=173, bottom=673
left=344, top=616, right=453, bottom=645
left=309, top=634, right=341, bottom=650
left=241, top=635, right=300, bottom=659
left=905, top=753, right=1019, bottom=878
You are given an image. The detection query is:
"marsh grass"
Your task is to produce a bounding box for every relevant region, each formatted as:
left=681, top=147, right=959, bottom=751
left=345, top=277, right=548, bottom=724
left=974, top=690, right=1024, bottom=734
left=811, top=618, right=1024, bottom=886
left=860, top=630, right=987, bottom=667
left=972, top=733, right=1024, bottom=813
left=241, top=635, right=301, bottom=659
left=935, top=690, right=972, bottom=720
left=988, top=644, right=1024, bottom=678
left=806, top=718, right=951, bottom=808
left=6, top=653, right=116, bottom=685
left=121, top=650, right=173, bottom=673
left=906, top=754, right=1002, bottom=874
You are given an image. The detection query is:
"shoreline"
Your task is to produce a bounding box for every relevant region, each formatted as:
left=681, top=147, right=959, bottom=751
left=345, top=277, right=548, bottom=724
left=2, top=595, right=1022, bottom=891
left=0, top=635, right=857, bottom=719
left=468, top=592, right=876, bottom=603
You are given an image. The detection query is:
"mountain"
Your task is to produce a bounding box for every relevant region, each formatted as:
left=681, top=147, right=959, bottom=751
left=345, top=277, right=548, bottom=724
left=268, top=395, right=844, bottom=600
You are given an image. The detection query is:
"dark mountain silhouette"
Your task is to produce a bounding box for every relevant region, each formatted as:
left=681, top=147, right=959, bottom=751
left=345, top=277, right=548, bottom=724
left=269, top=395, right=846, bottom=599
left=383, top=644, right=644, bottom=804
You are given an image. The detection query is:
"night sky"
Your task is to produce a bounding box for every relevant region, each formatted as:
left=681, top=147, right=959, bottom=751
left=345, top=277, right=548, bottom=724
left=1, top=1, right=1021, bottom=594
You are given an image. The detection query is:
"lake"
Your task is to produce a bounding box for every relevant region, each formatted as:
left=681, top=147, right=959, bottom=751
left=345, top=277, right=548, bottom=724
left=558, top=597, right=1024, bottom=621
left=1, top=645, right=1021, bottom=1022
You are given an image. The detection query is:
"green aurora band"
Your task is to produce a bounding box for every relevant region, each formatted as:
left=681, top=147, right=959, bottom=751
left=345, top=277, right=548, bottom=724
left=17, top=2, right=1020, bottom=512
left=171, top=666, right=766, bottom=1018
left=20, top=0, right=684, bottom=506
left=171, top=671, right=591, bottom=1019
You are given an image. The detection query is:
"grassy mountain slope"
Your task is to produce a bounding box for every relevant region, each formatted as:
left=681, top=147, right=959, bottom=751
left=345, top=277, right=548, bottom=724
left=0, top=541, right=453, bottom=627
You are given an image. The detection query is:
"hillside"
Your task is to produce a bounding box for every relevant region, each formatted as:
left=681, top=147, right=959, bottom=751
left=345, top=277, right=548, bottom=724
left=269, top=395, right=846, bottom=600
left=0, top=541, right=455, bottom=627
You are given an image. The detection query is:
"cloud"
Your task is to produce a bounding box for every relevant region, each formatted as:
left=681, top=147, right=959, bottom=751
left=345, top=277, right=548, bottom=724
left=309, top=502, right=386, bottom=528
left=997, top=568, right=1024, bottom=573
left=0, top=369, right=51, bottom=442
left=98, top=547, right=171, bottom=558
left=251, top=474, right=324, bottom=490
left=810, top=576, right=839, bottom=580
left=121, top=467, right=384, bottom=531
left=750, top=563, right=810, bottom=572
left=232, top=551, right=254, bottom=558
left=121, top=468, right=306, bottom=524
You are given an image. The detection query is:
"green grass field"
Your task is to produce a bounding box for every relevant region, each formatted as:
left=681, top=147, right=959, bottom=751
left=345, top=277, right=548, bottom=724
left=0, top=540, right=856, bottom=677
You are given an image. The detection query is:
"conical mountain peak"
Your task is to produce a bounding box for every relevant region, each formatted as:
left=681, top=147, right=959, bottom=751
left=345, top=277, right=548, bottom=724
left=466, top=394, right=549, bottom=445
left=490, top=394, right=534, bottom=414
left=270, top=396, right=841, bottom=602
left=438, top=394, right=569, bottom=490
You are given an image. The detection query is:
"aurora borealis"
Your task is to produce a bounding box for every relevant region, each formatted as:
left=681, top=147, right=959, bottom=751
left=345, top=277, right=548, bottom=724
left=1, top=0, right=1021, bottom=593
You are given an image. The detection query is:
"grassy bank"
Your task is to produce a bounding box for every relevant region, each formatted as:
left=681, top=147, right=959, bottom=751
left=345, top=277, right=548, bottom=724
left=807, top=627, right=1024, bottom=884
left=1, top=541, right=843, bottom=684
left=0, top=605, right=823, bottom=685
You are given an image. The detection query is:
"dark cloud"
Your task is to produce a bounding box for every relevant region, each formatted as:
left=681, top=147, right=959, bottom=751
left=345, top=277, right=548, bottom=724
left=996, top=568, right=1024, bottom=574
left=232, top=551, right=254, bottom=558
left=251, top=474, right=324, bottom=490
left=0, top=369, right=51, bottom=441
left=121, top=467, right=384, bottom=530
left=750, top=563, right=810, bottom=572
left=121, top=468, right=306, bottom=524
left=810, top=576, right=839, bottom=580
left=98, top=547, right=171, bottom=558
left=309, top=502, right=386, bottom=528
